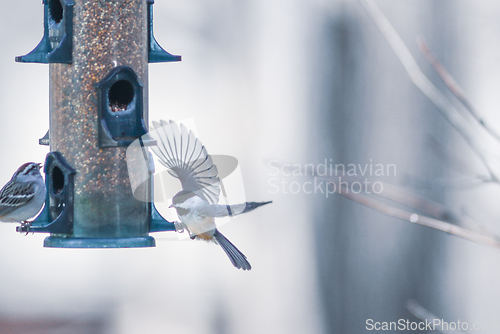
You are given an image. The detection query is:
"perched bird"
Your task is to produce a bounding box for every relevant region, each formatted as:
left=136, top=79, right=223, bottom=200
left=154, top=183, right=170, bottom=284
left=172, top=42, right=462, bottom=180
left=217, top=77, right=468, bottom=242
left=150, top=120, right=271, bottom=270
left=0, top=162, right=46, bottom=223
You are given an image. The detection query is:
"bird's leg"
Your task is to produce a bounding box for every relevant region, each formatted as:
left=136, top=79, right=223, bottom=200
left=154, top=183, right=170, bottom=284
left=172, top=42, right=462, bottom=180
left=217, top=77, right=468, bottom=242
left=20, top=221, right=32, bottom=236
left=186, top=229, right=197, bottom=240
left=173, top=221, right=197, bottom=239
left=173, top=221, right=187, bottom=234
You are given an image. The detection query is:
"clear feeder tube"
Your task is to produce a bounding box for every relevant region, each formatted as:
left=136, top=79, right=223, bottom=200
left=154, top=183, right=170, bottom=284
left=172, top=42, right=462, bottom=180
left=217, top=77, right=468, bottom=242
left=48, top=0, right=151, bottom=246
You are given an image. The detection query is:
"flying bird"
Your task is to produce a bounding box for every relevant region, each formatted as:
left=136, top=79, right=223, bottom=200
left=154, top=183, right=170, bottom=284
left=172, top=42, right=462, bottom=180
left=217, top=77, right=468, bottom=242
left=150, top=120, right=271, bottom=270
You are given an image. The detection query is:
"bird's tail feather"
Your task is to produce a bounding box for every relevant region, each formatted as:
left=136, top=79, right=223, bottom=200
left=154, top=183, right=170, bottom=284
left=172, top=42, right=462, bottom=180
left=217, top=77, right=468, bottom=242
left=214, top=230, right=251, bottom=270
left=240, top=201, right=272, bottom=214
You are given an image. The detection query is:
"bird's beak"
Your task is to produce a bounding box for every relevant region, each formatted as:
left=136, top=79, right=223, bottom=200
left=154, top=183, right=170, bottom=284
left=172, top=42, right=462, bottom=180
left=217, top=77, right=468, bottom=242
left=169, top=204, right=174, bottom=208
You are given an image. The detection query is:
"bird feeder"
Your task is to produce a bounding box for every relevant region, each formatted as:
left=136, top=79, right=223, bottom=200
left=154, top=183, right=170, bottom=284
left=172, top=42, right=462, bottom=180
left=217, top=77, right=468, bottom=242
left=16, top=0, right=180, bottom=248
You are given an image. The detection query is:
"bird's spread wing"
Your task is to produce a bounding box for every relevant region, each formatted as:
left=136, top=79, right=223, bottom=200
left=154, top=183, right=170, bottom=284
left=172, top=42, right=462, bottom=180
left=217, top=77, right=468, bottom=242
left=0, top=180, right=36, bottom=216
left=150, top=120, right=221, bottom=204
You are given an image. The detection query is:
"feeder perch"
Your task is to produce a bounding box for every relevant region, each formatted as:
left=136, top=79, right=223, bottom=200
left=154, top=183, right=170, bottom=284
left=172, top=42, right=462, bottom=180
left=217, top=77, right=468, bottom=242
left=39, top=130, right=50, bottom=146
left=16, top=0, right=73, bottom=64
left=148, top=0, right=181, bottom=63
left=17, top=0, right=180, bottom=247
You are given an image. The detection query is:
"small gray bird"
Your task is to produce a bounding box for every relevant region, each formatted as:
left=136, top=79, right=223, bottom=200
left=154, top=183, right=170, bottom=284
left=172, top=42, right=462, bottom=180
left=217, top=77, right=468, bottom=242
left=0, top=162, right=46, bottom=223
left=150, top=120, right=271, bottom=270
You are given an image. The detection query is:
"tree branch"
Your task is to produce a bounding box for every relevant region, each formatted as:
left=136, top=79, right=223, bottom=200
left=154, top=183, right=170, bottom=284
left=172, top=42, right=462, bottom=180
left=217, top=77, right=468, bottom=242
left=359, top=0, right=500, bottom=183
left=407, top=300, right=465, bottom=334
left=329, top=179, right=500, bottom=249
left=418, top=37, right=500, bottom=143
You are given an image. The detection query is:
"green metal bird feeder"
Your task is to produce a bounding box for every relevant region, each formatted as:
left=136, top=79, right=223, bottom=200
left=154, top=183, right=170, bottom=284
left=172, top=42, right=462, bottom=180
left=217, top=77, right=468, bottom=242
left=16, top=0, right=180, bottom=248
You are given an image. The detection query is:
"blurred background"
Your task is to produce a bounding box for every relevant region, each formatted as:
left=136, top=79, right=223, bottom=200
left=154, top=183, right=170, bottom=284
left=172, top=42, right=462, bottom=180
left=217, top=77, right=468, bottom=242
left=1, top=0, right=500, bottom=333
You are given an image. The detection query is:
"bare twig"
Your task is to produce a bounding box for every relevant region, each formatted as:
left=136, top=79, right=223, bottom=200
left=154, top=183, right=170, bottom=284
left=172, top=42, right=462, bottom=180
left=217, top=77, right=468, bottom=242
left=407, top=300, right=465, bottom=334
left=424, top=136, right=492, bottom=184
left=418, top=37, right=500, bottom=143
left=330, top=180, right=500, bottom=249
left=317, top=173, right=495, bottom=237
left=359, top=0, right=500, bottom=183
left=372, top=181, right=457, bottom=221
left=273, top=160, right=500, bottom=249
left=317, top=174, right=454, bottom=221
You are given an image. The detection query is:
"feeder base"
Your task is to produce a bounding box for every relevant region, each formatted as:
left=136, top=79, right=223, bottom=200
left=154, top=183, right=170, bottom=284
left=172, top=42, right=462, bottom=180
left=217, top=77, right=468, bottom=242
left=44, top=236, right=156, bottom=248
